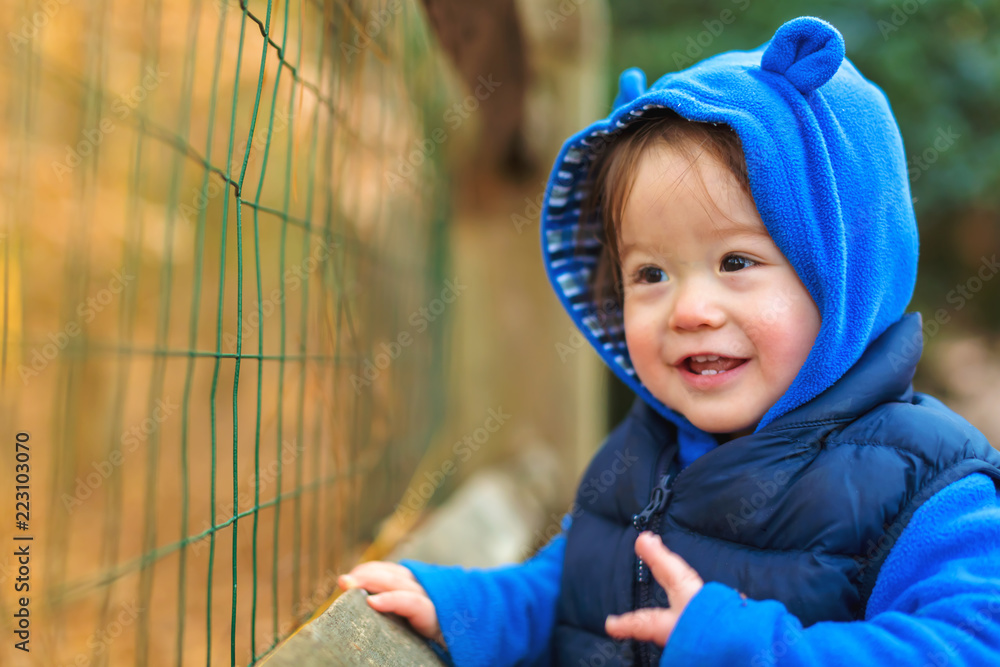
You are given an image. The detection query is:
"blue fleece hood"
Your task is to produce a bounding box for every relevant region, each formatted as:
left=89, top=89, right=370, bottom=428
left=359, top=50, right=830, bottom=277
left=541, top=16, right=919, bottom=461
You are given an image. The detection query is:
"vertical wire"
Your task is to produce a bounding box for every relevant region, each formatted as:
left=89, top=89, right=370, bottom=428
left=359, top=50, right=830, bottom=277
left=203, top=0, right=234, bottom=660
left=172, top=1, right=207, bottom=664
left=290, top=0, right=311, bottom=623
left=135, top=0, right=167, bottom=662
left=270, top=0, right=294, bottom=647
left=247, top=0, right=285, bottom=656
left=231, top=0, right=276, bottom=661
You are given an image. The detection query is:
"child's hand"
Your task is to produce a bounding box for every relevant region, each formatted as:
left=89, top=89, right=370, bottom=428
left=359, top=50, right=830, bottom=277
left=338, top=562, right=446, bottom=647
left=604, top=532, right=704, bottom=648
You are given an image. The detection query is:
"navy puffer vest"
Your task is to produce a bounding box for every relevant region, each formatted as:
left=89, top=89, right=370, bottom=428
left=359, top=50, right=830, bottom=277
left=553, top=315, right=1000, bottom=667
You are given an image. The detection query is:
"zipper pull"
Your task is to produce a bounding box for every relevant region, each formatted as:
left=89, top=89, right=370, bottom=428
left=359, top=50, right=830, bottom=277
left=631, top=474, right=673, bottom=531
left=632, top=474, right=673, bottom=583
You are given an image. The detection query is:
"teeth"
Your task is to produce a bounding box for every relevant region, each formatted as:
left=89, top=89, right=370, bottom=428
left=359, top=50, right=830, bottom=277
left=700, top=369, right=720, bottom=376
left=692, top=355, right=720, bottom=362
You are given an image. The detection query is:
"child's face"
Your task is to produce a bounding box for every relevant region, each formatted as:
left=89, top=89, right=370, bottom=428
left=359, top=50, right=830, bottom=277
left=619, top=142, right=821, bottom=435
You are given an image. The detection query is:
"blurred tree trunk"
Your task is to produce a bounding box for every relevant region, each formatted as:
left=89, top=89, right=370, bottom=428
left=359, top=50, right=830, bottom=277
left=413, top=0, right=612, bottom=541
left=419, top=0, right=533, bottom=177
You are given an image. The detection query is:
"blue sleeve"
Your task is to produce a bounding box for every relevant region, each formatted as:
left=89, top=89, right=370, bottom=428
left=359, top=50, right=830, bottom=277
left=400, top=515, right=571, bottom=667
left=660, top=472, right=1000, bottom=666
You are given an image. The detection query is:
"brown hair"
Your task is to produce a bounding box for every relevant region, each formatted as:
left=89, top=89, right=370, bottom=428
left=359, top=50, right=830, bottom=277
left=583, top=108, right=752, bottom=310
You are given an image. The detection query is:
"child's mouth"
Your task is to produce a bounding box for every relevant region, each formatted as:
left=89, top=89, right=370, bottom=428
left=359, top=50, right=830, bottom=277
left=683, top=355, right=748, bottom=376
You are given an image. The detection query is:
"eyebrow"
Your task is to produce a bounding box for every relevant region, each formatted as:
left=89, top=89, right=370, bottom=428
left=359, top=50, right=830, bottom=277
left=618, top=220, right=771, bottom=259
left=619, top=241, right=664, bottom=261
left=708, top=218, right=771, bottom=240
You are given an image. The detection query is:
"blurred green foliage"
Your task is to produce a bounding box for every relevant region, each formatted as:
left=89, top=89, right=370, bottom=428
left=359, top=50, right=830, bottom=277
left=607, top=0, right=1000, bottom=332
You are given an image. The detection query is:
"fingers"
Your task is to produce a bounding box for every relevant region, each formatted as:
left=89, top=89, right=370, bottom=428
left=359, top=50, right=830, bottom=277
left=608, top=534, right=705, bottom=648
left=367, top=590, right=444, bottom=645
left=605, top=608, right=670, bottom=647
left=339, top=561, right=425, bottom=596
left=634, top=532, right=703, bottom=605
left=339, top=563, right=445, bottom=646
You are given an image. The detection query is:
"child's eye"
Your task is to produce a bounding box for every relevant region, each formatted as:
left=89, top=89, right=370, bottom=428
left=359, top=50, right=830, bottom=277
left=634, top=266, right=666, bottom=284
left=721, top=254, right=757, bottom=272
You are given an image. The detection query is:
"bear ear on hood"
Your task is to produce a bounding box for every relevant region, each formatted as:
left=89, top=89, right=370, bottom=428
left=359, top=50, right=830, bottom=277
left=613, top=67, right=647, bottom=109
left=761, top=16, right=845, bottom=94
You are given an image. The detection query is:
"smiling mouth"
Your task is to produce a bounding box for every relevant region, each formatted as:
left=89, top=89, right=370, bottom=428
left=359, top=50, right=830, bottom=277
left=683, top=355, right=748, bottom=376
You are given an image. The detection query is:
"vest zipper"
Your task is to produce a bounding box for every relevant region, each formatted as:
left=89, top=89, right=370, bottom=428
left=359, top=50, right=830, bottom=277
left=641, top=510, right=667, bottom=667
left=632, top=473, right=673, bottom=583
left=630, top=428, right=723, bottom=666
left=631, top=452, right=678, bottom=667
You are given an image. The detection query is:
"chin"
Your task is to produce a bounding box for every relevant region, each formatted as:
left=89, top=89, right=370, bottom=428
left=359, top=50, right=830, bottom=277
left=685, top=413, right=759, bottom=437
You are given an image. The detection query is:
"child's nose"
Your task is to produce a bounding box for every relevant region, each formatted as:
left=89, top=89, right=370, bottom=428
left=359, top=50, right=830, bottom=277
left=667, top=281, right=725, bottom=331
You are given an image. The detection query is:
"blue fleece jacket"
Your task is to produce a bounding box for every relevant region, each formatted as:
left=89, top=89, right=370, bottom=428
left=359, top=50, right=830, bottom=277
left=400, top=15, right=1000, bottom=666
left=404, top=471, right=1000, bottom=667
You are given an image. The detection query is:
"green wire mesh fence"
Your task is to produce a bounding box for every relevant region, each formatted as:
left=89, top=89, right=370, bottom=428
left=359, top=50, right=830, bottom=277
left=1, top=0, right=456, bottom=664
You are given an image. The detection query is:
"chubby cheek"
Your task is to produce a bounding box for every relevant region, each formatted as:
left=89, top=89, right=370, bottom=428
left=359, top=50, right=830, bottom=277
left=748, top=312, right=820, bottom=389
left=623, top=308, right=663, bottom=383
